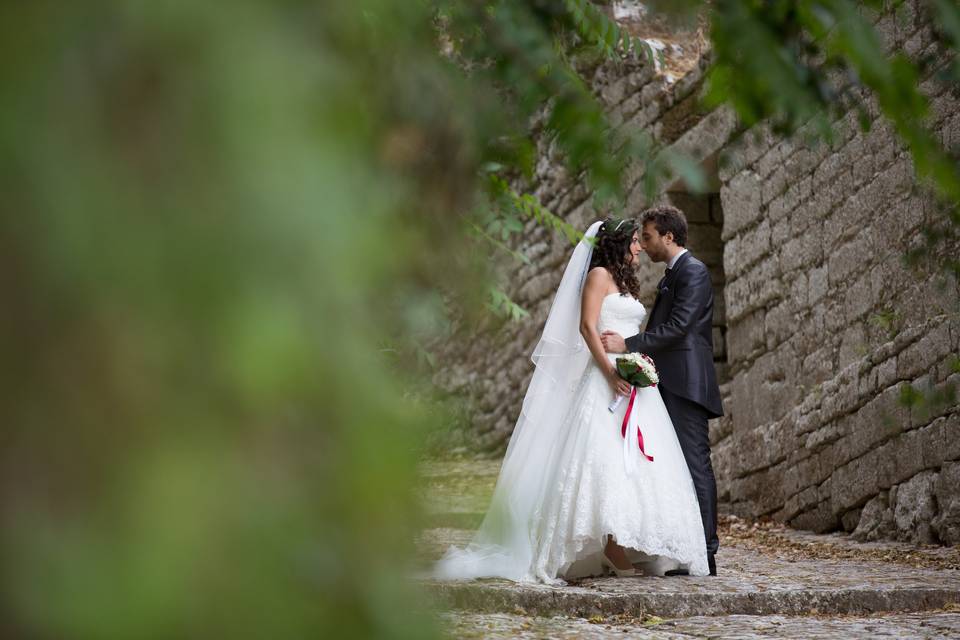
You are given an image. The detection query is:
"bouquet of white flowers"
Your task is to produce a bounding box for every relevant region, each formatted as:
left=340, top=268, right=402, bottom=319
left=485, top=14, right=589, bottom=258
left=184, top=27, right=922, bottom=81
left=607, top=352, right=658, bottom=412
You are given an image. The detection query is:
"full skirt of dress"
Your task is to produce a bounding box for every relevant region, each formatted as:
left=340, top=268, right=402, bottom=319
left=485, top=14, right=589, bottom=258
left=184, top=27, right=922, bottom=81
left=436, top=354, right=709, bottom=584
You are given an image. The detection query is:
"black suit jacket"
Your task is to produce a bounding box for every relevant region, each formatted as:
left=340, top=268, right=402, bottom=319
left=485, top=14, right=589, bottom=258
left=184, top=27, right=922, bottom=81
left=625, top=251, right=724, bottom=418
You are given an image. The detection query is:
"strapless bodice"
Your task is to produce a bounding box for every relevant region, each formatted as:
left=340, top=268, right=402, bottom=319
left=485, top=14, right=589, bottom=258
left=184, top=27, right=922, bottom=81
left=596, top=292, right=646, bottom=338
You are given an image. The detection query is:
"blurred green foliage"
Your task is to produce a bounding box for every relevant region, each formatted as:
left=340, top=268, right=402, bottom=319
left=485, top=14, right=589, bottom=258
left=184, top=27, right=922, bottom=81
left=0, top=1, right=464, bottom=637
left=1, top=0, right=959, bottom=637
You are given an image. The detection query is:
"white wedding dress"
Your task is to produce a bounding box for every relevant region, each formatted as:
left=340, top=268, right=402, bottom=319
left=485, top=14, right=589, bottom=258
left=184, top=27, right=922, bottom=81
left=436, top=281, right=710, bottom=583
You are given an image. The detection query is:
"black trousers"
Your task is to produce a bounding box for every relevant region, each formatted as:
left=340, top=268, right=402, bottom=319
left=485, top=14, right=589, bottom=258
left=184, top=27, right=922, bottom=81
left=659, top=386, right=719, bottom=558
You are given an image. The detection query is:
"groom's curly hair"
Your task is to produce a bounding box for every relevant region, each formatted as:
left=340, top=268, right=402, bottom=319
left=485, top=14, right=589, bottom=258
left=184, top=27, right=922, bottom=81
left=589, top=218, right=642, bottom=300
left=641, top=205, right=687, bottom=246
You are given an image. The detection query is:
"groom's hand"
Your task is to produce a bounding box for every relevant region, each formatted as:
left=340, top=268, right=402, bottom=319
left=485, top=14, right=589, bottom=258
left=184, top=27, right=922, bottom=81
left=600, top=331, right=626, bottom=353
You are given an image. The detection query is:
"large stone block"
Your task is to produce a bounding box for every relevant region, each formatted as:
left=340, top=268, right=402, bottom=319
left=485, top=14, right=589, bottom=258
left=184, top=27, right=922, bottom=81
left=823, top=193, right=863, bottom=251
left=893, top=470, right=939, bottom=543
left=876, top=355, right=899, bottom=390
left=804, top=419, right=847, bottom=453
left=761, top=166, right=789, bottom=205
left=713, top=290, right=727, bottom=322
left=920, top=413, right=960, bottom=469
left=841, top=506, right=863, bottom=532
left=851, top=491, right=896, bottom=541
left=777, top=484, right=820, bottom=522
left=843, top=270, right=876, bottom=323
left=941, top=112, right=960, bottom=151
left=896, top=320, right=952, bottom=381
left=880, top=197, right=925, bottom=249
left=927, top=82, right=960, bottom=125
left=731, top=353, right=801, bottom=437
left=879, top=156, right=915, bottom=201
left=669, top=106, right=738, bottom=163
left=517, top=272, right=558, bottom=305
left=838, top=323, right=867, bottom=370
left=763, top=300, right=795, bottom=350
left=833, top=133, right=868, bottom=177
left=888, top=424, right=925, bottom=489
left=769, top=176, right=812, bottom=222
left=790, top=497, right=839, bottom=533
left=797, top=408, right=825, bottom=443
left=832, top=108, right=862, bottom=146
left=722, top=234, right=741, bottom=279
left=731, top=464, right=790, bottom=516
left=721, top=170, right=764, bottom=240
left=732, top=218, right=771, bottom=275
left=598, top=73, right=630, bottom=106
left=854, top=147, right=879, bottom=187
left=830, top=442, right=885, bottom=514
left=726, top=308, right=766, bottom=365
left=835, top=383, right=906, bottom=463
left=827, top=229, right=874, bottom=286
left=738, top=350, right=803, bottom=424
left=784, top=147, right=819, bottom=177
left=719, top=126, right=776, bottom=182
left=770, top=217, right=791, bottom=246
left=801, top=345, right=836, bottom=386
left=725, top=254, right=781, bottom=322
left=807, top=264, right=829, bottom=305
left=787, top=272, right=809, bottom=314
left=813, top=151, right=845, bottom=188
left=779, top=229, right=824, bottom=274
left=933, top=460, right=960, bottom=544
left=753, top=143, right=784, bottom=179
left=687, top=223, right=724, bottom=265
left=863, top=116, right=895, bottom=151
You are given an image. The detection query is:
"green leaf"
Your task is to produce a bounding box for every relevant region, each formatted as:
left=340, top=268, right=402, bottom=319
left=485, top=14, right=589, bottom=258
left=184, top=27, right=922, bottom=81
left=899, top=383, right=925, bottom=408
left=487, top=285, right=529, bottom=322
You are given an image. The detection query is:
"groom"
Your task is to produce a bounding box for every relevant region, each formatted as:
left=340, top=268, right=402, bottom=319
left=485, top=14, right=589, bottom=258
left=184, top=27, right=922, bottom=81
left=600, top=205, right=723, bottom=576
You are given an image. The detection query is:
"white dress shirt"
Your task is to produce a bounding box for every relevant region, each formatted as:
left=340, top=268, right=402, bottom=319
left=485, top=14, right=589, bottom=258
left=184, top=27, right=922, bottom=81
left=666, top=248, right=688, bottom=270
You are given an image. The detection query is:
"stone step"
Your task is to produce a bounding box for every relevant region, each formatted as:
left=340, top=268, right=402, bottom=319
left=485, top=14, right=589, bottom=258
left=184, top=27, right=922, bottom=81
left=441, top=611, right=960, bottom=639
left=423, top=546, right=960, bottom=619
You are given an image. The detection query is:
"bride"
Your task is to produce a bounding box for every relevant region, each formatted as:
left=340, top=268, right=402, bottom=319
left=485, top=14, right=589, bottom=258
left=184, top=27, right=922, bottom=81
left=436, top=219, right=709, bottom=584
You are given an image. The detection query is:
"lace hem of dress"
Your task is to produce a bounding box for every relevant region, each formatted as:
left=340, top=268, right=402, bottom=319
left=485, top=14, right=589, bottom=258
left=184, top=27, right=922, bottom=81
left=542, top=528, right=710, bottom=584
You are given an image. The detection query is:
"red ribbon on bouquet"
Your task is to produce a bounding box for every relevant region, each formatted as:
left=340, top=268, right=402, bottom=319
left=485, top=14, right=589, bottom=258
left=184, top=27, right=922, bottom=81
left=620, top=387, right=654, bottom=462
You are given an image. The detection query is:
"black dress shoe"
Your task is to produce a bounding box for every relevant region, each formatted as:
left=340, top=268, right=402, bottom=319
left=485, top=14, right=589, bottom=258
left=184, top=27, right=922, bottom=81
left=708, top=555, right=717, bottom=576
left=663, top=567, right=689, bottom=576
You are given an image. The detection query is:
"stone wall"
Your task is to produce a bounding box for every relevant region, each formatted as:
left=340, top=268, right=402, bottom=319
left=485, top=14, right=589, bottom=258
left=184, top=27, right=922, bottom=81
left=712, top=6, right=960, bottom=543
left=437, top=1, right=960, bottom=544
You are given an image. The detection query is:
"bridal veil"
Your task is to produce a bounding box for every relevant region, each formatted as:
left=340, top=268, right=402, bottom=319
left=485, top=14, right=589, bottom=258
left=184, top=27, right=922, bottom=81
left=435, top=221, right=603, bottom=581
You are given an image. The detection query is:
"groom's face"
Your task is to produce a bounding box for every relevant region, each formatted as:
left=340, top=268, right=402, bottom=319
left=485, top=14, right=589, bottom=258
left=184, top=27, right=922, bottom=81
left=640, top=222, right=670, bottom=263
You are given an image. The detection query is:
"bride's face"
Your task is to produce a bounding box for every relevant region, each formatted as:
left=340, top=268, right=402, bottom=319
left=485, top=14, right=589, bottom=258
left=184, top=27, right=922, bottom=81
left=626, top=231, right=641, bottom=265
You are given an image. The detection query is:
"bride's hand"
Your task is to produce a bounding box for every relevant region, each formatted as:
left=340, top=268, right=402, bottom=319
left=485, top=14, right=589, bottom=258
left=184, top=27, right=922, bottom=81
left=606, top=369, right=632, bottom=396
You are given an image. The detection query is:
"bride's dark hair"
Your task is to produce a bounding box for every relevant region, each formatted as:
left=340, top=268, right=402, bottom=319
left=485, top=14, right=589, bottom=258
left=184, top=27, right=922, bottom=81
left=589, top=218, right=642, bottom=299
